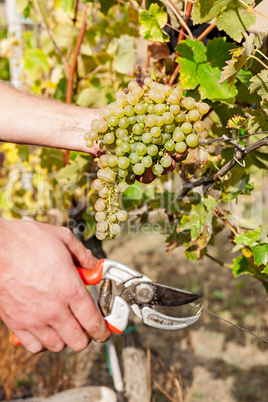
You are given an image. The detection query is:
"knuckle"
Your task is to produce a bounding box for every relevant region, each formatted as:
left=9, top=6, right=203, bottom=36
left=28, top=344, right=44, bottom=354
left=49, top=342, right=65, bottom=353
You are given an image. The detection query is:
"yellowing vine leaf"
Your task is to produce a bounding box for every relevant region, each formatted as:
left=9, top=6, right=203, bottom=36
left=139, top=3, right=169, bottom=42
left=220, top=31, right=265, bottom=88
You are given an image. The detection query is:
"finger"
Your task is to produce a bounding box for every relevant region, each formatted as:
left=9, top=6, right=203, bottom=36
left=173, top=149, right=188, bottom=162
left=31, top=326, right=65, bottom=353
left=70, top=290, right=110, bottom=343
left=13, top=330, right=44, bottom=354
left=58, top=227, right=97, bottom=270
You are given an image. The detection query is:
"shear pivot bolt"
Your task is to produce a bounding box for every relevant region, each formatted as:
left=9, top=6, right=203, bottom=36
left=135, top=283, right=154, bottom=304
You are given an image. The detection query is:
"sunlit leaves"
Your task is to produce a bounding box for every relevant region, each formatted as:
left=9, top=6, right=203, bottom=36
left=192, top=0, right=255, bottom=42
left=177, top=37, right=237, bottom=103
left=139, top=3, right=169, bottom=42
left=24, top=48, right=50, bottom=80
left=107, top=35, right=136, bottom=74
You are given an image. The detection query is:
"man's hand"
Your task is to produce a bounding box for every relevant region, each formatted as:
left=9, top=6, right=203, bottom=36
left=0, top=219, right=110, bottom=354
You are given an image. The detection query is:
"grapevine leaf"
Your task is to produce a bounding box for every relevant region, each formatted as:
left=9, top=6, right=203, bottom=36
left=139, top=3, right=169, bottom=42
left=177, top=38, right=237, bottom=103
left=76, top=87, right=107, bottom=108
left=24, top=48, right=50, bottom=80
left=220, top=32, right=265, bottom=87
left=113, top=35, right=136, bottom=74
left=251, top=244, right=268, bottom=266
left=243, top=103, right=268, bottom=134
left=249, top=69, right=268, bottom=100
left=192, top=0, right=228, bottom=24
left=232, top=254, right=268, bottom=293
left=216, top=2, right=255, bottom=42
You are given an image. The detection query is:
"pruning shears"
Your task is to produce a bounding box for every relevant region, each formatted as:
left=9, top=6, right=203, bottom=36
left=11, top=259, right=202, bottom=345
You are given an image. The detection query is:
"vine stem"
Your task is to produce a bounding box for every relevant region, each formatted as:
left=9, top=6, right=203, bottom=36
left=197, top=22, right=217, bottom=41
left=175, top=135, right=268, bottom=201
left=165, top=0, right=194, bottom=40
left=65, top=5, right=89, bottom=164
left=214, top=207, right=238, bottom=236
left=250, top=55, right=268, bottom=70
left=168, top=2, right=193, bottom=86
left=255, top=49, right=268, bottom=62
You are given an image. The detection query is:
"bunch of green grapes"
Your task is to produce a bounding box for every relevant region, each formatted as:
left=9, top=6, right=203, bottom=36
left=84, top=78, right=209, bottom=240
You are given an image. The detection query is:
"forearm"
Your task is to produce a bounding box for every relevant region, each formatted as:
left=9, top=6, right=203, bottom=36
left=0, top=81, right=101, bottom=153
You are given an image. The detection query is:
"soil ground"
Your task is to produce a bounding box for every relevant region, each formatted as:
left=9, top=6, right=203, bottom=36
left=1, top=229, right=268, bottom=402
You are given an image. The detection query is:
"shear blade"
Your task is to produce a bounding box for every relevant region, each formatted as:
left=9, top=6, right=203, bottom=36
left=153, top=283, right=201, bottom=307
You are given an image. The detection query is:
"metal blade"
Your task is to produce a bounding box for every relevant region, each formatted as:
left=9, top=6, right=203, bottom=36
left=152, top=283, right=201, bottom=307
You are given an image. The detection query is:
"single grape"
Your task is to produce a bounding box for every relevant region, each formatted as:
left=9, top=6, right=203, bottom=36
left=128, top=115, right=137, bottom=125
left=163, top=85, right=172, bottom=95
left=92, top=179, right=103, bottom=191
left=168, top=93, right=180, bottom=104
left=151, top=127, right=161, bottom=138
left=152, top=164, right=164, bottom=176
left=160, top=156, right=172, bottom=168
left=147, top=104, right=155, bottom=114
left=164, top=123, right=175, bottom=134
left=142, top=132, right=152, bottom=144
left=175, top=141, right=187, bottom=153
left=116, top=128, right=128, bottom=139
left=174, top=112, right=186, bottom=123
left=107, top=155, right=118, bottom=167
left=154, top=104, right=166, bottom=115
left=127, top=93, right=139, bottom=106
left=153, top=91, right=165, bottom=104
left=87, top=129, right=98, bottom=141
left=142, top=155, right=153, bottom=168
left=147, top=144, right=158, bottom=156
left=136, top=115, right=145, bottom=124
left=117, top=210, right=128, bottom=222
left=118, top=117, right=129, bottom=129
left=197, top=102, right=210, bottom=114
left=128, top=80, right=139, bottom=90
left=94, top=198, right=106, bottom=212
left=133, top=123, right=143, bottom=135
left=109, top=116, right=119, bottom=127
left=91, top=119, right=100, bottom=130
left=124, top=105, right=134, bottom=116
left=98, top=155, right=109, bottom=168
left=145, top=114, right=157, bottom=127
left=98, top=187, right=110, bottom=198
left=129, top=152, right=140, bottom=164
left=144, top=77, right=153, bottom=87
left=99, top=142, right=107, bottom=152
left=103, top=133, right=115, bottom=144
left=118, top=156, right=130, bottom=169
left=96, top=231, right=107, bottom=240
left=118, top=182, right=129, bottom=193
left=115, top=146, right=125, bottom=157
left=86, top=140, right=94, bottom=148
left=152, top=135, right=164, bottom=145
left=97, top=120, right=110, bottom=132
left=95, top=211, right=106, bottom=221
left=181, top=122, right=192, bottom=134
left=169, top=105, right=180, bottom=115
left=121, top=143, right=131, bottom=153
left=150, top=81, right=158, bottom=89
left=173, top=129, right=185, bottom=143
left=126, top=172, right=136, bottom=184
left=115, top=90, right=126, bottom=99
left=165, top=140, right=175, bottom=151
left=162, top=133, right=171, bottom=142
left=110, top=223, right=121, bottom=235
left=156, top=116, right=165, bottom=127
left=108, top=214, right=117, bottom=223
left=136, top=143, right=147, bottom=156
left=135, top=103, right=146, bottom=115
left=116, top=96, right=128, bottom=108
left=186, top=133, right=199, bottom=148
left=133, top=163, right=145, bottom=175
left=132, top=86, right=144, bottom=98
left=194, top=121, right=205, bottom=132
left=182, top=97, right=196, bottom=110
left=96, top=221, right=108, bottom=233
left=163, top=112, right=174, bottom=124
left=118, top=168, right=128, bottom=178
left=188, top=109, right=200, bottom=122
left=102, top=108, right=114, bottom=120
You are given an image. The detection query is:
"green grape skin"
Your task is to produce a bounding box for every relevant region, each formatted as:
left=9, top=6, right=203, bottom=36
left=87, top=130, right=98, bottom=141
left=94, top=198, right=106, bottom=212
left=126, top=172, right=136, bottom=184
left=133, top=163, right=145, bottom=175
left=197, top=102, right=210, bottom=114
left=147, top=104, right=155, bottom=114
left=132, top=86, right=144, bottom=98
left=153, top=91, right=165, bottom=104
left=154, top=104, right=166, bottom=115
left=186, top=133, right=199, bottom=148
left=128, top=115, right=137, bottom=125
left=144, top=77, right=153, bottom=87
left=118, top=182, right=128, bottom=193
left=174, top=112, right=186, bottom=123
left=98, top=187, right=109, bottom=198
left=136, top=143, right=147, bottom=156
left=152, top=164, right=164, bottom=176
left=164, top=124, right=175, bottom=134
left=168, top=93, right=180, bottom=105
left=181, top=122, right=192, bottom=134
left=145, top=114, right=157, bottom=127
left=142, top=132, right=152, bottom=144
left=175, top=141, right=187, bottom=153
left=133, top=124, right=143, bottom=135
left=147, top=144, right=158, bottom=156
left=151, top=127, right=161, bottom=138
left=165, top=141, right=176, bottom=151
left=160, top=156, right=172, bottom=168
left=117, top=210, right=128, bottom=222
left=182, top=97, right=196, bottom=110
left=124, top=105, right=134, bottom=116
left=92, top=178, right=103, bottom=191
left=173, top=129, right=185, bottom=143
left=142, top=155, right=153, bottom=168
left=98, top=155, right=109, bottom=168
left=97, top=120, right=108, bottom=133
left=121, top=143, right=131, bottom=153
left=169, top=105, right=180, bottom=115
left=115, top=146, right=125, bottom=157
left=118, top=117, right=129, bottom=129
left=187, top=109, right=200, bottom=122
left=108, top=214, right=117, bottom=223
left=103, top=133, right=115, bottom=144
left=113, top=107, right=125, bottom=118
left=107, top=155, right=118, bottom=167
left=116, top=96, right=128, bottom=108
left=194, top=121, right=205, bottom=132
left=102, top=108, right=114, bottom=120
left=127, top=93, right=139, bottom=106
left=136, top=115, right=145, bottom=124
left=116, top=128, right=128, bottom=138
left=135, top=103, right=146, bottom=115
left=95, top=211, right=106, bottom=221
left=118, top=156, right=130, bottom=169
left=162, top=112, right=174, bottom=124
left=86, top=140, right=94, bottom=148
left=152, top=135, right=164, bottom=145
left=96, top=231, right=107, bottom=240
left=118, top=168, right=128, bottom=178
left=156, top=116, right=165, bottom=127
left=129, top=152, right=139, bottom=164
left=110, top=223, right=121, bottom=235
left=109, top=116, right=119, bottom=127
